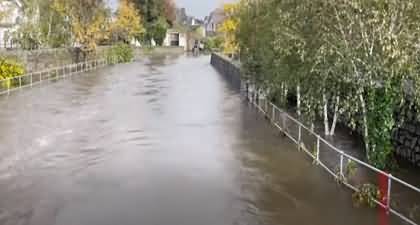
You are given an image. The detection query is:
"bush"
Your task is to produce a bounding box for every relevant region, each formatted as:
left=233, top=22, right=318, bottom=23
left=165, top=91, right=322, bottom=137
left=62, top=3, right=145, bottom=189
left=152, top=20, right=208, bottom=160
left=203, top=36, right=223, bottom=52
left=0, top=58, right=25, bottom=88
left=106, top=43, right=134, bottom=64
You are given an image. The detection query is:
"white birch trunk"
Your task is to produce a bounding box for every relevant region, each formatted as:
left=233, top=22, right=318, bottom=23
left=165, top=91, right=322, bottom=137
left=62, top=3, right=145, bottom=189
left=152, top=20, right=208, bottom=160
left=329, top=96, right=340, bottom=136
left=323, top=93, right=330, bottom=136
left=297, top=85, right=301, bottom=117
left=359, top=94, right=370, bottom=158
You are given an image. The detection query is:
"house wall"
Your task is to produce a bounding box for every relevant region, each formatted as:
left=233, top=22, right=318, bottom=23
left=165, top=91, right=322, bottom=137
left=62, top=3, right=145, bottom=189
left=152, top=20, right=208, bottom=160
left=163, top=32, right=187, bottom=51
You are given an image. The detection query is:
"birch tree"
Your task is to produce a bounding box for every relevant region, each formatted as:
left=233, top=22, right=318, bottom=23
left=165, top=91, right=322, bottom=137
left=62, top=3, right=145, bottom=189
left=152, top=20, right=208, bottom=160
left=235, top=0, right=420, bottom=168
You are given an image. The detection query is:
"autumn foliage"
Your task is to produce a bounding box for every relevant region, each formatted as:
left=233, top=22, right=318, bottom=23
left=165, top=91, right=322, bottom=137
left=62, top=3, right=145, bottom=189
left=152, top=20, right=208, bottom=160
left=52, top=0, right=110, bottom=52
left=111, top=0, right=145, bottom=43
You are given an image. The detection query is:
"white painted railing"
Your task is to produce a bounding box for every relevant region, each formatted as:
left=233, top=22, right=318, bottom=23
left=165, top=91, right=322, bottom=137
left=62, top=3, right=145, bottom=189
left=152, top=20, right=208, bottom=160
left=245, top=83, right=420, bottom=225
left=0, top=58, right=118, bottom=95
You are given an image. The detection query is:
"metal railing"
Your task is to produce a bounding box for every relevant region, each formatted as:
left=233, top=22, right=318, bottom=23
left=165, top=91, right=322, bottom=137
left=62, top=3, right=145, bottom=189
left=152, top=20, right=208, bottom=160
left=245, top=85, right=420, bottom=225
left=0, top=58, right=114, bottom=96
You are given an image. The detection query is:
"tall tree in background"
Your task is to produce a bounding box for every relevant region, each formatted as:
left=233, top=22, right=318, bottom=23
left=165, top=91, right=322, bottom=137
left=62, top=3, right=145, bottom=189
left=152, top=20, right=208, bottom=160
left=38, top=0, right=70, bottom=47
left=162, top=0, right=175, bottom=26
left=0, top=0, right=9, bottom=21
left=130, top=0, right=175, bottom=45
left=53, top=0, right=110, bottom=53
left=111, top=0, right=145, bottom=43
left=14, top=0, right=42, bottom=49
left=219, top=3, right=239, bottom=55
left=11, top=0, right=70, bottom=48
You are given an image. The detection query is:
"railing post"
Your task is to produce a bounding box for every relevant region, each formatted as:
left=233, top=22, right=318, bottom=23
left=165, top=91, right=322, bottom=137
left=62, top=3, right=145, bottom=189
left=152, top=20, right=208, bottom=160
left=387, top=174, right=392, bottom=213
left=298, top=124, right=302, bottom=150
left=30, top=73, right=33, bottom=86
left=316, top=136, right=320, bottom=163
left=19, top=76, right=22, bottom=88
left=340, top=152, right=344, bottom=178
left=7, top=79, right=10, bottom=95
left=272, top=103, right=275, bottom=122
left=265, top=97, right=268, bottom=115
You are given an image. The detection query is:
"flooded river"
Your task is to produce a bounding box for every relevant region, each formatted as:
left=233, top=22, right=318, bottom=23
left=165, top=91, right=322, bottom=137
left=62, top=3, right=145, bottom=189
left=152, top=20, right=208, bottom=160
left=0, top=53, right=381, bottom=225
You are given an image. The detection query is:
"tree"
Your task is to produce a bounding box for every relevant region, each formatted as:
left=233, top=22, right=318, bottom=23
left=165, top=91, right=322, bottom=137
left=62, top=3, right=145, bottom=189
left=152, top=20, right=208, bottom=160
left=162, top=0, right=176, bottom=26
left=53, top=0, right=110, bottom=53
left=0, top=0, right=9, bottom=21
left=235, top=0, right=420, bottom=169
left=38, top=0, right=70, bottom=47
left=218, top=3, right=239, bottom=55
left=10, top=0, right=70, bottom=48
left=130, top=0, right=175, bottom=45
left=111, top=0, right=145, bottom=43
left=14, top=0, right=42, bottom=49
left=147, top=17, right=168, bottom=45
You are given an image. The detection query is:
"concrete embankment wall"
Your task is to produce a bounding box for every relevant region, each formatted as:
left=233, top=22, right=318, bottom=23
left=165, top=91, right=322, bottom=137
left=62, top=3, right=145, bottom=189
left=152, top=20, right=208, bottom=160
left=1, top=46, right=185, bottom=73
left=1, top=47, right=109, bottom=72
left=210, top=53, right=241, bottom=90
left=210, top=53, right=420, bottom=167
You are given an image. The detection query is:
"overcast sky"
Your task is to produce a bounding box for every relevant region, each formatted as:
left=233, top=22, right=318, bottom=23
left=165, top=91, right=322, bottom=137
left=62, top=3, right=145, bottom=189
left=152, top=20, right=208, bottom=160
left=108, top=0, right=235, bottom=19
left=175, top=0, right=235, bottom=19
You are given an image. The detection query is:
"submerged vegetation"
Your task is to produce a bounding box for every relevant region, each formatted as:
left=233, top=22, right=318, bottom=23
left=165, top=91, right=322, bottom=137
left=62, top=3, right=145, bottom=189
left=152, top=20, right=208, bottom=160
left=106, top=43, right=135, bottom=64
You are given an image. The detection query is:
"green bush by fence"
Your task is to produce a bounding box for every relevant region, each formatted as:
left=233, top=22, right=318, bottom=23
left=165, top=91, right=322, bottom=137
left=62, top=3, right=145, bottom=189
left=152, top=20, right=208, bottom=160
left=0, top=58, right=25, bottom=88
left=106, top=43, right=134, bottom=64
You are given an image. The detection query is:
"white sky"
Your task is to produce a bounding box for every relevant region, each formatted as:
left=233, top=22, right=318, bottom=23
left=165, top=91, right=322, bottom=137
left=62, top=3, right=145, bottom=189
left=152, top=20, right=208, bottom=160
left=107, top=0, right=236, bottom=19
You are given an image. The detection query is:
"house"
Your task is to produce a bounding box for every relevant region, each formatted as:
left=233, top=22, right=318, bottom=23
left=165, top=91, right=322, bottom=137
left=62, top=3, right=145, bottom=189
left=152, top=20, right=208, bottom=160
left=0, top=0, right=23, bottom=49
left=163, top=28, right=187, bottom=50
left=163, top=25, right=208, bottom=52
left=187, top=17, right=203, bottom=26
left=204, top=8, right=226, bottom=36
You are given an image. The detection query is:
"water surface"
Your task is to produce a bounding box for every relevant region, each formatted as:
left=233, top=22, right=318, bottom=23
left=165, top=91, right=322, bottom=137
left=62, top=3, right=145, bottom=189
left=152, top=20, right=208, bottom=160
left=0, top=53, right=380, bottom=225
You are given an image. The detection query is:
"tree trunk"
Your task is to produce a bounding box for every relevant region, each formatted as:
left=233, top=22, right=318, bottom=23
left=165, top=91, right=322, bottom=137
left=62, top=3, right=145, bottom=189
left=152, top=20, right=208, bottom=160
left=329, top=96, right=340, bottom=136
left=359, top=94, right=370, bottom=158
left=283, top=85, right=288, bottom=106
left=297, top=85, right=301, bottom=117
left=323, top=93, right=329, bottom=136
left=47, top=14, right=53, bottom=45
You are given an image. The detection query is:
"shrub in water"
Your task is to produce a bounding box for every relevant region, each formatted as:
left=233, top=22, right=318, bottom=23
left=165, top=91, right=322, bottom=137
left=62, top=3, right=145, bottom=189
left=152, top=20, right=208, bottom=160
left=106, top=43, right=134, bottom=64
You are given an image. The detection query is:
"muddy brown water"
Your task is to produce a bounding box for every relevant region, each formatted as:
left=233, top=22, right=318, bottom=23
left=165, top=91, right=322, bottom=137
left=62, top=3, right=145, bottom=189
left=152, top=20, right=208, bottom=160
left=0, top=53, right=395, bottom=225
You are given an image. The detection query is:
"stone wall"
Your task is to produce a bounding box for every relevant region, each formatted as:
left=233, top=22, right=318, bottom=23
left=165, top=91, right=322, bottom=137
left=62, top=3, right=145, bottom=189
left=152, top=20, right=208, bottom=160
left=392, top=106, right=420, bottom=166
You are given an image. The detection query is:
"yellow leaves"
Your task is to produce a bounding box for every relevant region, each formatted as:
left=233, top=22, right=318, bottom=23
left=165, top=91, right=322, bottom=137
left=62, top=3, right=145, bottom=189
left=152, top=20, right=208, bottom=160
left=53, top=0, right=110, bottom=52
left=223, top=3, right=238, bottom=17
left=219, top=19, right=238, bottom=33
left=219, top=3, right=240, bottom=54
left=111, top=0, right=145, bottom=42
left=0, top=58, right=24, bottom=88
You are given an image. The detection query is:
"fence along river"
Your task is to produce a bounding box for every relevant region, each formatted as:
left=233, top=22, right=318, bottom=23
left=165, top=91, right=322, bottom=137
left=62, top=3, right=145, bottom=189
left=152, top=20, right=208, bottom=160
left=0, top=52, right=401, bottom=225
